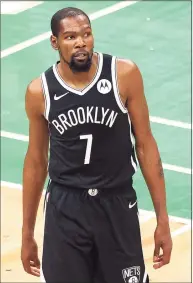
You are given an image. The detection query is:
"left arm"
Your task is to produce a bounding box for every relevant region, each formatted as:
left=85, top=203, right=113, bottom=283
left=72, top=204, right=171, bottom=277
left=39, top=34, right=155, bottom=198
left=117, top=60, right=172, bottom=269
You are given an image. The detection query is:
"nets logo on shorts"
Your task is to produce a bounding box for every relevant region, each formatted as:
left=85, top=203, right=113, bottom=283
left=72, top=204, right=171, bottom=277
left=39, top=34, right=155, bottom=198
left=122, top=266, right=140, bottom=283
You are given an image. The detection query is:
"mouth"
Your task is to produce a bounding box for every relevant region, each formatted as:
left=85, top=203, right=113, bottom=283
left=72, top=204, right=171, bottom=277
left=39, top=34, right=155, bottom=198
left=74, top=51, right=88, bottom=60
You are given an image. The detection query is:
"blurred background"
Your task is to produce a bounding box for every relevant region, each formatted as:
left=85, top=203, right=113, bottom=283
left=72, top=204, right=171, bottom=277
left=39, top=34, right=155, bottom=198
left=1, top=1, right=191, bottom=282
left=1, top=0, right=191, bottom=218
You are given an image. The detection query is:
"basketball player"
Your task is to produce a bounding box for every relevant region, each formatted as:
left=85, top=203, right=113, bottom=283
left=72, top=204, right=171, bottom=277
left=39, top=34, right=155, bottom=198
left=21, top=7, right=172, bottom=283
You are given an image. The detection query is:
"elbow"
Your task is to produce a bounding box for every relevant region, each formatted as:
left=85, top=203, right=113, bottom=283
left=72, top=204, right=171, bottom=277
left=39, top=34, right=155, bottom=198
left=135, top=134, right=157, bottom=159
left=136, top=144, right=145, bottom=161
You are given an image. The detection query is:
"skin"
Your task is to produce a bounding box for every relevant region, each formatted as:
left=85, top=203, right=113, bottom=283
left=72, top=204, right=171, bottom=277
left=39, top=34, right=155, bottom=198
left=21, top=14, right=172, bottom=277
left=117, top=60, right=172, bottom=269
left=50, top=15, right=98, bottom=88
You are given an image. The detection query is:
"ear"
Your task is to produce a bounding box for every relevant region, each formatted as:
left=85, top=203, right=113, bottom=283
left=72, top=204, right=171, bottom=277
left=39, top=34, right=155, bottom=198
left=50, top=35, right=58, bottom=50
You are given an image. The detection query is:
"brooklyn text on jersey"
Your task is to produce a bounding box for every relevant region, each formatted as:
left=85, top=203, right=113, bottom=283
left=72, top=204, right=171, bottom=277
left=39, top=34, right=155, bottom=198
left=52, top=106, right=118, bottom=134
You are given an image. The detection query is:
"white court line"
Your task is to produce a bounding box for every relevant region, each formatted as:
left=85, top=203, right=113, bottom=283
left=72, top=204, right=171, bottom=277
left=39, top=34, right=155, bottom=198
left=171, top=224, right=191, bottom=237
left=1, top=1, right=43, bottom=15
left=0, top=131, right=192, bottom=175
left=162, top=163, right=191, bottom=175
left=1, top=181, right=23, bottom=190
left=0, top=131, right=29, bottom=141
left=1, top=1, right=138, bottom=58
left=143, top=223, right=191, bottom=261
left=149, top=116, right=191, bottom=129
left=139, top=209, right=191, bottom=225
left=1, top=181, right=191, bottom=225
left=139, top=214, right=154, bottom=224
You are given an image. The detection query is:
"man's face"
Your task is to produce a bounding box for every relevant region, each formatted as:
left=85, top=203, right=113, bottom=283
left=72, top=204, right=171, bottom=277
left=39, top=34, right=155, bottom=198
left=52, top=15, right=94, bottom=72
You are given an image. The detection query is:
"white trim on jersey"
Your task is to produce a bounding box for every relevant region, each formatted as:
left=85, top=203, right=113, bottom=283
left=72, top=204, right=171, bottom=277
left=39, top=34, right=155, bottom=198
left=40, top=75, right=47, bottom=118
left=111, top=54, right=138, bottom=172
left=111, top=56, right=127, bottom=114
left=40, top=264, right=46, bottom=282
left=40, top=179, right=52, bottom=283
left=133, top=145, right=139, bottom=167
left=131, top=156, right=137, bottom=172
left=111, top=55, right=138, bottom=170
left=143, top=271, right=148, bottom=282
left=52, top=52, right=103, bottom=96
left=128, top=114, right=138, bottom=172
left=41, top=73, right=50, bottom=121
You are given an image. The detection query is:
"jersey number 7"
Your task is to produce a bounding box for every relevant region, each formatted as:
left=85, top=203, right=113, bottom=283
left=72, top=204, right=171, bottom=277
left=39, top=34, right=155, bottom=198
left=80, top=134, right=93, bottom=164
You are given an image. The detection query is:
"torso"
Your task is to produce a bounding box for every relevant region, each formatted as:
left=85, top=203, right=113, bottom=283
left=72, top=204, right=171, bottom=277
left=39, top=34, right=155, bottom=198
left=40, top=52, right=138, bottom=190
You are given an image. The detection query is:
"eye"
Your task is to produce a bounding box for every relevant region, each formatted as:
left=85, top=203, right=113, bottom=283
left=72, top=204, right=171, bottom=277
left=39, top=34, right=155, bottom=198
left=84, top=32, right=91, bottom=38
left=66, top=35, right=75, bottom=40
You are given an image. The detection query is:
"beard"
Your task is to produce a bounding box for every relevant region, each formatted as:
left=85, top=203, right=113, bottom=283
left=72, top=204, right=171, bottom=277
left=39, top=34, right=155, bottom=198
left=60, top=49, right=93, bottom=73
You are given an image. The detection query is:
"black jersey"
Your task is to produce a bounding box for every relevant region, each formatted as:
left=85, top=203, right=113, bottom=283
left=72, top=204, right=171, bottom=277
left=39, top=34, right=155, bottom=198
left=41, top=52, right=138, bottom=190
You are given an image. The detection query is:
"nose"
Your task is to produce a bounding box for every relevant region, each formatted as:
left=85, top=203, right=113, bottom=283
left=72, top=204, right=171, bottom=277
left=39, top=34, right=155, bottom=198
left=75, top=36, right=86, bottom=49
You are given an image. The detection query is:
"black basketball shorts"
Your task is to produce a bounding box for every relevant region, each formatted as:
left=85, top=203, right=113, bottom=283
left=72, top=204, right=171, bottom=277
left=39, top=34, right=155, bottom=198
left=41, top=181, right=149, bottom=283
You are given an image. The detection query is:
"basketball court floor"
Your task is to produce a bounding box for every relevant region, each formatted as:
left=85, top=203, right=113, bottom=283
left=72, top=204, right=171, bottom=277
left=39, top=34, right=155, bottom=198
left=1, top=1, right=191, bottom=282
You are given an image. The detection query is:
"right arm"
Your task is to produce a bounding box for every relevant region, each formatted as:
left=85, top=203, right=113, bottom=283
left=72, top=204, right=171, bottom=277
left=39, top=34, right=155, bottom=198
left=21, top=78, right=49, bottom=277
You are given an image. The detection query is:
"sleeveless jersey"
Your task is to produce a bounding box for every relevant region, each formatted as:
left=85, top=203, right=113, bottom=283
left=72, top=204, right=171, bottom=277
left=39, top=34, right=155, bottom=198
left=41, top=52, right=138, bottom=190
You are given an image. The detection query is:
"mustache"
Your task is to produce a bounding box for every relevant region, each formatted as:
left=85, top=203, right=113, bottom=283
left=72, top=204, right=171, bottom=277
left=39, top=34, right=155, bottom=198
left=70, top=51, right=93, bottom=73
left=59, top=48, right=94, bottom=73
left=72, top=50, right=90, bottom=58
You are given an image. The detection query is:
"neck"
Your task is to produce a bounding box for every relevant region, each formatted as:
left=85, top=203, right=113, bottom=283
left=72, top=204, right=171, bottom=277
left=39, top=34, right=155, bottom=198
left=57, top=53, right=98, bottom=90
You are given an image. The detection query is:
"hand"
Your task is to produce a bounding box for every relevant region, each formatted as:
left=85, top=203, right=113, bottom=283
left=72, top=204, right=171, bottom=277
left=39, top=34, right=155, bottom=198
left=153, top=221, right=172, bottom=269
left=21, top=236, right=40, bottom=277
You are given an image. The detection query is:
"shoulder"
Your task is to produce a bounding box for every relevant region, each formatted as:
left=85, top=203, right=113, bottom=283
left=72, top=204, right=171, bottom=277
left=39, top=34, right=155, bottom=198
left=115, top=57, right=144, bottom=95
left=25, top=77, right=45, bottom=117
left=116, top=58, right=141, bottom=79
left=27, top=76, right=43, bottom=95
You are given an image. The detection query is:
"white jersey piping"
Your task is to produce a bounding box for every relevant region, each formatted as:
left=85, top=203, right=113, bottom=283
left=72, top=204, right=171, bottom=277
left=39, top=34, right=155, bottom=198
left=111, top=56, right=127, bottom=113
left=41, top=73, right=50, bottom=121
left=143, top=271, right=148, bottom=282
left=128, top=114, right=138, bottom=172
left=52, top=52, right=103, bottom=96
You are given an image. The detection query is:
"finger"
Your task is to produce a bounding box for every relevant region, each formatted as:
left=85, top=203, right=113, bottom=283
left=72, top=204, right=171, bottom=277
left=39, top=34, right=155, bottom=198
left=162, top=252, right=171, bottom=266
left=29, top=261, right=36, bottom=267
left=153, top=242, right=161, bottom=261
left=153, top=249, right=171, bottom=269
left=153, top=260, right=164, bottom=269
left=162, top=244, right=172, bottom=264
left=25, top=266, right=40, bottom=277
left=30, top=266, right=40, bottom=277
left=153, top=255, right=163, bottom=263
left=154, top=254, right=163, bottom=261
left=22, top=260, right=32, bottom=274
left=24, top=265, right=34, bottom=275
left=33, top=254, right=40, bottom=268
left=23, top=259, right=40, bottom=276
left=28, top=254, right=40, bottom=268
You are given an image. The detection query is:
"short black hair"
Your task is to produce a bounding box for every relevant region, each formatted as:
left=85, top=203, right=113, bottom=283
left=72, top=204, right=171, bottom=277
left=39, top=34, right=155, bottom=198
left=51, top=7, right=91, bottom=37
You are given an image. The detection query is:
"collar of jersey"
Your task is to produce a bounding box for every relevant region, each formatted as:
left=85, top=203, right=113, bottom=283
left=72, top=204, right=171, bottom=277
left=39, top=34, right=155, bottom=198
left=52, top=52, right=103, bottom=96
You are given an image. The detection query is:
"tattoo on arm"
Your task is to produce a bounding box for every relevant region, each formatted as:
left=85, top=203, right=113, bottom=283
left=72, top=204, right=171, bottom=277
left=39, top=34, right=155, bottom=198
left=157, top=157, right=164, bottom=177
